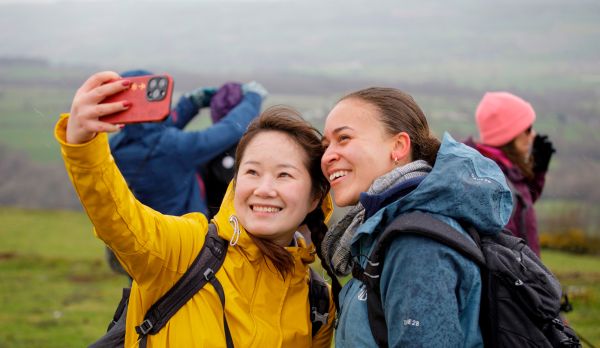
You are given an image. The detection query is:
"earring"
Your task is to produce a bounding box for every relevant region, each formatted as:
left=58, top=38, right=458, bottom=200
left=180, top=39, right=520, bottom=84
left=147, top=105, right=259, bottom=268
left=393, top=156, right=400, bottom=166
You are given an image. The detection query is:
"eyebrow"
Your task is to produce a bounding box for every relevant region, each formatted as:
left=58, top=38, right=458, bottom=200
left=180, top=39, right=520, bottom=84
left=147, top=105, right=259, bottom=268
left=321, top=126, right=354, bottom=142
left=242, top=160, right=301, bottom=171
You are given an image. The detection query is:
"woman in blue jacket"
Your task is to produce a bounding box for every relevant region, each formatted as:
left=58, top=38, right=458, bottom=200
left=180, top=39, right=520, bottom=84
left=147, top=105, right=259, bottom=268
left=319, top=87, right=513, bottom=347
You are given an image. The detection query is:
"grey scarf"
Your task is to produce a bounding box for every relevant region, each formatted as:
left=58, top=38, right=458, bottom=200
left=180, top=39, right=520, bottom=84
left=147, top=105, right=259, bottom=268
left=321, top=160, right=432, bottom=276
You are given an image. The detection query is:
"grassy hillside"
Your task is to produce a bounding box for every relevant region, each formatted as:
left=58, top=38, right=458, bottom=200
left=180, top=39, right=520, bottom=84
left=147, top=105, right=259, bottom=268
left=0, top=208, right=126, bottom=347
left=0, top=208, right=598, bottom=347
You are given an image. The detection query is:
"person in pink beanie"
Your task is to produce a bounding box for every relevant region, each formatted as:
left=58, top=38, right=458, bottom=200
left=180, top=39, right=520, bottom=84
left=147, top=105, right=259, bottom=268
left=465, top=91, right=555, bottom=256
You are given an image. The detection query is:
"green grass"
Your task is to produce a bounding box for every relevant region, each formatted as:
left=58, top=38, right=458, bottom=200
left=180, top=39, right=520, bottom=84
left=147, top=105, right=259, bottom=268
left=542, top=250, right=600, bottom=345
left=0, top=208, right=128, bottom=348
left=1, top=209, right=599, bottom=347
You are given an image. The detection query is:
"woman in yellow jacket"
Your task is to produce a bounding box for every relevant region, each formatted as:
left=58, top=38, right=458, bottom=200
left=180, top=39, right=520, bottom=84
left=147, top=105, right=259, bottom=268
left=55, top=71, right=336, bottom=347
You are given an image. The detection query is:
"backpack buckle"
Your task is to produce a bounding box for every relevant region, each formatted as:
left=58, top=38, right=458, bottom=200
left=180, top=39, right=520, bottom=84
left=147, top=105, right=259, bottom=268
left=204, top=268, right=215, bottom=281
left=311, top=307, right=329, bottom=325
left=551, top=318, right=564, bottom=331
left=136, top=319, right=154, bottom=335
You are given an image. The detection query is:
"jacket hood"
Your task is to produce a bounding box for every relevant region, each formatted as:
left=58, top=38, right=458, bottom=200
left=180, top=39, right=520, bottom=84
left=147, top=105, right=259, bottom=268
left=356, top=133, right=513, bottom=239
left=211, top=180, right=334, bottom=264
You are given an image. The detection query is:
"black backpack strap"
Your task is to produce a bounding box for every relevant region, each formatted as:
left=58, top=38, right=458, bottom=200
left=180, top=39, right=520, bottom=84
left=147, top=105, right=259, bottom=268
left=135, top=223, right=233, bottom=348
left=308, top=267, right=330, bottom=336
left=353, top=211, right=485, bottom=348
left=108, top=287, right=131, bottom=331
left=89, top=287, right=130, bottom=348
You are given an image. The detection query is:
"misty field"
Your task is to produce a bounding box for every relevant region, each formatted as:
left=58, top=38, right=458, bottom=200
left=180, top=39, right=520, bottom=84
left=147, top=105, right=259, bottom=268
left=0, top=207, right=598, bottom=347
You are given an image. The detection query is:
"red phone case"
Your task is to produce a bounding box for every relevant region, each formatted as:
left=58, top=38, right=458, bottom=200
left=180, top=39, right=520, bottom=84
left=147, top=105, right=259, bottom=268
left=101, top=74, right=174, bottom=124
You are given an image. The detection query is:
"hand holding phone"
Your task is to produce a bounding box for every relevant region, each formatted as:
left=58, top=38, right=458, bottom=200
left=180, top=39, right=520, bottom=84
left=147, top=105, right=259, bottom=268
left=101, top=74, right=174, bottom=124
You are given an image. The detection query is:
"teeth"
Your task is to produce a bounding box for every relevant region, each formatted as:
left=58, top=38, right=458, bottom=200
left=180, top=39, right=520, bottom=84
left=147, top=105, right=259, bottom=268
left=253, top=205, right=281, bottom=213
left=329, top=170, right=348, bottom=181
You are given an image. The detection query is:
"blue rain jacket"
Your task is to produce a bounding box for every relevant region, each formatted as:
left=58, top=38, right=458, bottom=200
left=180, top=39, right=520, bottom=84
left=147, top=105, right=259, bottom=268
left=335, top=133, right=513, bottom=348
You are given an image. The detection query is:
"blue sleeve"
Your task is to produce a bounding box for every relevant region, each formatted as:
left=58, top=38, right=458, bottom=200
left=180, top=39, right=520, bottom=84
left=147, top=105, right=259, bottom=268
left=169, top=92, right=262, bottom=168
left=379, top=235, right=479, bottom=348
left=167, top=95, right=202, bottom=129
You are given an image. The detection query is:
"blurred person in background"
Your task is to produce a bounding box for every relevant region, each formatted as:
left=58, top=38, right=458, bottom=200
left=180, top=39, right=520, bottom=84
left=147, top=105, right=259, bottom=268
left=465, top=91, right=555, bottom=257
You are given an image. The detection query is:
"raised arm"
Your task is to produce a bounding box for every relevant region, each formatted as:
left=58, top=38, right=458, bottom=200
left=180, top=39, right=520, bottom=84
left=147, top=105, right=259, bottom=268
left=59, top=71, right=208, bottom=288
left=172, top=90, right=264, bottom=168
left=167, top=87, right=218, bottom=129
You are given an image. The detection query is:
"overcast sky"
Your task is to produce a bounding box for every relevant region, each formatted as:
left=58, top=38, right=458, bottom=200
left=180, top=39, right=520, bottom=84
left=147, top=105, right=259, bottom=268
left=0, top=0, right=273, bottom=3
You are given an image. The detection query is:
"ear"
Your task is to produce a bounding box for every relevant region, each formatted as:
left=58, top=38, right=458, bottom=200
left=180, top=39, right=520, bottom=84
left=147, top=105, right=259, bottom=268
left=391, top=132, right=411, bottom=165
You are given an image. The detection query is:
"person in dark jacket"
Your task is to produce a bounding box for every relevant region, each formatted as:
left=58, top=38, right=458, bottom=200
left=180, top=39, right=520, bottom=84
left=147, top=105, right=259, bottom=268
left=465, top=91, right=555, bottom=256
left=196, top=82, right=245, bottom=218
left=105, top=70, right=267, bottom=275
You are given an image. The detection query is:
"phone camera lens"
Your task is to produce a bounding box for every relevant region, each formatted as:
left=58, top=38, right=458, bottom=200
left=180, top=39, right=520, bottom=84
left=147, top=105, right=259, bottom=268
left=149, top=79, right=158, bottom=89
left=158, top=78, right=167, bottom=88
left=152, top=89, right=161, bottom=99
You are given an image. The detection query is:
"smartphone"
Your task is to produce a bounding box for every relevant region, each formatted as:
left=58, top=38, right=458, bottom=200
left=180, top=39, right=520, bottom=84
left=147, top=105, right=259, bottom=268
left=101, top=74, right=174, bottom=124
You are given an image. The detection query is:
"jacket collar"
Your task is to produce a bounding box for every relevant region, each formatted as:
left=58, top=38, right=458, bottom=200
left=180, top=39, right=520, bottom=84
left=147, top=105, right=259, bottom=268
left=359, top=176, right=425, bottom=220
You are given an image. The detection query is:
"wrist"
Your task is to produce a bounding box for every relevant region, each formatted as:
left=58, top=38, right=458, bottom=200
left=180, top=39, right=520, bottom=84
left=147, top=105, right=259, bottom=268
left=66, top=117, right=96, bottom=144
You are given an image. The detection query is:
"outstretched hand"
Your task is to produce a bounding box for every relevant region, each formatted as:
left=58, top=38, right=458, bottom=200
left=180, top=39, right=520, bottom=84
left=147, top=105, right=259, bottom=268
left=532, top=134, right=556, bottom=172
left=242, top=81, right=268, bottom=100
left=66, top=71, right=131, bottom=144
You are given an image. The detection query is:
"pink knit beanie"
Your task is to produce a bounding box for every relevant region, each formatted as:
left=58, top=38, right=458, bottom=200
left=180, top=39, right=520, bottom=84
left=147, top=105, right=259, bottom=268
left=475, top=92, right=536, bottom=147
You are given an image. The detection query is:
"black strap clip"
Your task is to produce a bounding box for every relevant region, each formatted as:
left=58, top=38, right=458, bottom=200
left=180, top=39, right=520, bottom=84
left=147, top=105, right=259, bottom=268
left=135, top=318, right=154, bottom=336
left=204, top=268, right=215, bottom=281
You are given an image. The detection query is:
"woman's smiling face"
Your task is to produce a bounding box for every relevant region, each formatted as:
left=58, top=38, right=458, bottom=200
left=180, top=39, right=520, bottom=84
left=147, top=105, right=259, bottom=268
left=234, top=130, right=318, bottom=246
left=321, top=98, right=398, bottom=207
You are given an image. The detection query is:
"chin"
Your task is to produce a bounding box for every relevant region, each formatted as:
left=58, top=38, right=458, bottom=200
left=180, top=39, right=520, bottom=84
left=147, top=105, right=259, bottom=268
left=333, top=195, right=355, bottom=208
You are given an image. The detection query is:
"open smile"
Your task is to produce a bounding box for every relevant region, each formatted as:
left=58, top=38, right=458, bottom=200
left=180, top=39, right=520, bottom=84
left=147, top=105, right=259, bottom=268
left=251, top=205, right=282, bottom=213
left=328, top=170, right=349, bottom=184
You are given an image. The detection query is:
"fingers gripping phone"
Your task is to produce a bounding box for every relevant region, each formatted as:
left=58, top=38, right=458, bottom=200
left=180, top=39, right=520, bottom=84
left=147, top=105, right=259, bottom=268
left=101, top=74, right=174, bottom=124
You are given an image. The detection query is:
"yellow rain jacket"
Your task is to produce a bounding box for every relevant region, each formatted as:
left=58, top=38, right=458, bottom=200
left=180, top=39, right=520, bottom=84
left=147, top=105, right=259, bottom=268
left=55, top=115, right=335, bottom=348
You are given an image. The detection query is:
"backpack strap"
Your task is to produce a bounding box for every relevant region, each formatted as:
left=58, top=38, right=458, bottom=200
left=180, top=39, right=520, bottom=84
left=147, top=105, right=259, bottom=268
left=135, top=223, right=233, bottom=348
left=108, top=287, right=131, bottom=332
left=308, top=267, right=330, bottom=336
left=352, top=211, right=485, bottom=348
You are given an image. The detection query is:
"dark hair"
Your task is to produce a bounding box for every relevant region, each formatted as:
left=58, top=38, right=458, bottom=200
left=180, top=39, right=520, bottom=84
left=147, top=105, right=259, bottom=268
left=340, top=87, right=441, bottom=166
left=233, top=106, right=331, bottom=281
left=500, top=141, right=534, bottom=180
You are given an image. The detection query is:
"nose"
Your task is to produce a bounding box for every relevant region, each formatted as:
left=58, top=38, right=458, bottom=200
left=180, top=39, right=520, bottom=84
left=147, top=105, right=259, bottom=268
left=321, top=145, right=339, bottom=171
left=253, top=176, right=277, bottom=197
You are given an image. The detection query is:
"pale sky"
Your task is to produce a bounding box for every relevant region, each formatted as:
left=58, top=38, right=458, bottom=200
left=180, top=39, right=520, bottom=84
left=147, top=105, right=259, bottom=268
left=0, top=0, right=279, bottom=3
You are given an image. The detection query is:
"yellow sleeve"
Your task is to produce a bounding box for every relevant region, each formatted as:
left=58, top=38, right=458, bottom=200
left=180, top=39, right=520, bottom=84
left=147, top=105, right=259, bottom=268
left=54, top=114, right=209, bottom=290
left=311, top=283, right=336, bottom=348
